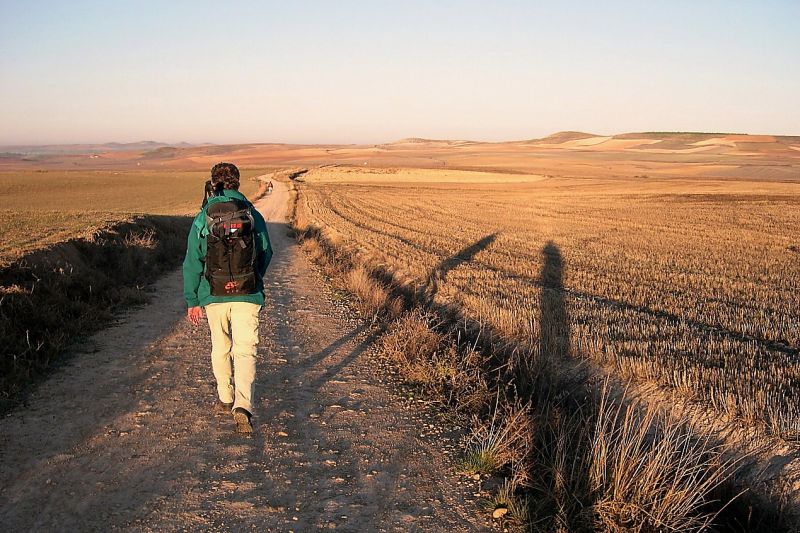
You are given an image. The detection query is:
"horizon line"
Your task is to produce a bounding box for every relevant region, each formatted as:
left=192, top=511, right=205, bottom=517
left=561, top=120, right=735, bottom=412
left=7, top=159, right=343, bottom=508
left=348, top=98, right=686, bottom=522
left=3, top=129, right=800, bottom=149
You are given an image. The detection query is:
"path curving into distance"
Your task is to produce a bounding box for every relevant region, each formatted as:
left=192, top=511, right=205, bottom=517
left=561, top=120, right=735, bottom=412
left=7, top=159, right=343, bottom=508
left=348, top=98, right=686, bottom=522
left=0, top=180, right=488, bottom=532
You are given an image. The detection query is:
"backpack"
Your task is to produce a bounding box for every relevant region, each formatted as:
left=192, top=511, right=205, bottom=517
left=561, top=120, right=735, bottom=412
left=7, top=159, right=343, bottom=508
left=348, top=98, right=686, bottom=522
left=204, top=198, right=258, bottom=296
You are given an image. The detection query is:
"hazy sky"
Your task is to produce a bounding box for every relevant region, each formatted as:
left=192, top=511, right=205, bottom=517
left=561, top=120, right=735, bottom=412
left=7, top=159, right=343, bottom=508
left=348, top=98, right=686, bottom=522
left=1, top=0, right=798, bottom=144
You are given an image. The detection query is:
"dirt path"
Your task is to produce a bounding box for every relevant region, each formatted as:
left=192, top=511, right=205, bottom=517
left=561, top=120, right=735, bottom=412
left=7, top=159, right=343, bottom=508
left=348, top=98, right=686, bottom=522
left=0, top=182, right=489, bottom=532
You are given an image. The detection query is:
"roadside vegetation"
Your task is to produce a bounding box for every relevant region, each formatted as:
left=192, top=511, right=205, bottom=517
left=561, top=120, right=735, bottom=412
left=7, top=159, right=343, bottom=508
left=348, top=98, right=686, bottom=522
left=289, top=168, right=799, bottom=531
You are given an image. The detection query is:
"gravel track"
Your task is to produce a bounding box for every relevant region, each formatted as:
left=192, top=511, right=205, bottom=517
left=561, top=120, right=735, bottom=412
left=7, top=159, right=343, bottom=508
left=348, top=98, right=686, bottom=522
left=0, top=181, right=488, bottom=532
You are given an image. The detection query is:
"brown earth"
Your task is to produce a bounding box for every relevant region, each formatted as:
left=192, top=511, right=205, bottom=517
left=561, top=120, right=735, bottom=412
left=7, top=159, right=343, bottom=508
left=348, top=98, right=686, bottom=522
left=0, top=182, right=490, bottom=532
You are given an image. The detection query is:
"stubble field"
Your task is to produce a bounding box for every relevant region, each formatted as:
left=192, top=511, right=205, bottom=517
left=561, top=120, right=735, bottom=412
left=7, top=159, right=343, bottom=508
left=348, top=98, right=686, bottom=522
left=291, top=167, right=800, bottom=530
left=2, top=133, right=799, bottom=528
left=297, top=168, right=800, bottom=438
left=0, top=169, right=263, bottom=266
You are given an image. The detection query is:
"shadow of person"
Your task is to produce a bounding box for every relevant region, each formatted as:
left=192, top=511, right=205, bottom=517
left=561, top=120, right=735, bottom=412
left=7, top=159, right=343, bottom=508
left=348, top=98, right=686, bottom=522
left=539, top=241, right=570, bottom=362
left=533, top=242, right=596, bottom=529
left=423, top=233, right=497, bottom=301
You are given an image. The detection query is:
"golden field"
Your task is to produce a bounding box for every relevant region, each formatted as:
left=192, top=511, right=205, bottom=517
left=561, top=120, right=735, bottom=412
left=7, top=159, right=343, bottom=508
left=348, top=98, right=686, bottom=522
left=3, top=132, right=796, bottom=435
left=297, top=168, right=800, bottom=436
left=290, top=163, right=800, bottom=529
left=2, top=132, right=799, bottom=527
left=3, top=133, right=797, bottom=431
left=0, top=169, right=262, bottom=265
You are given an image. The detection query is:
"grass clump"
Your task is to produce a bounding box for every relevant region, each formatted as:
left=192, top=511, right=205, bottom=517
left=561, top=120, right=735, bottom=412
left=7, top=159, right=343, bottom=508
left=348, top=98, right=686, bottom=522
left=463, top=401, right=534, bottom=484
left=527, top=385, right=739, bottom=532
left=344, top=266, right=402, bottom=321
left=586, top=388, right=737, bottom=532
left=462, top=447, right=502, bottom=477
left=483, top=479, right=531, bottom=530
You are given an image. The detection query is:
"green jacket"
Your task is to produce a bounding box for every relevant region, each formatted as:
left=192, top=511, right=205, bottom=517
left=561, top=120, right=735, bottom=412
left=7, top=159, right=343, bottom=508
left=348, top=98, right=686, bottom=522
left=182, top=190, right=273, bottom=308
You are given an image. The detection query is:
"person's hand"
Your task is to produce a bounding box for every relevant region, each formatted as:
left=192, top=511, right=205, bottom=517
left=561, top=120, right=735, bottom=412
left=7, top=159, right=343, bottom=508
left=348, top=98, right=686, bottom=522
left=187, top=306, right=204, bottom=326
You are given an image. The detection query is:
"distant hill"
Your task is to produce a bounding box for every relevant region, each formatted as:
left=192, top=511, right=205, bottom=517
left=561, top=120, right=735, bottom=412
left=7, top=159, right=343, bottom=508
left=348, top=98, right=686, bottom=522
left=529, top=131, right=599, bottom=143
left=609, top=132, right=800, bottom=151
left=2, top=132, right=798, bottom=162
left=390, top=138, right=466, bottom=145
left=0, top=141, right=206, bottom=155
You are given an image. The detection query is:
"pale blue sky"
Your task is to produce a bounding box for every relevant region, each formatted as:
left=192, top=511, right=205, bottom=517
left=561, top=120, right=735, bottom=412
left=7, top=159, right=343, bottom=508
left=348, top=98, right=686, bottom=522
left=1, top=0, right=798, bottom=144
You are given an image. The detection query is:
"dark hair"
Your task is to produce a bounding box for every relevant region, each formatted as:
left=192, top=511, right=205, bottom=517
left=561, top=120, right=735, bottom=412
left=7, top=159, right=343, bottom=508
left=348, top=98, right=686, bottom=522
left=211, top=162, right=240, bottom=190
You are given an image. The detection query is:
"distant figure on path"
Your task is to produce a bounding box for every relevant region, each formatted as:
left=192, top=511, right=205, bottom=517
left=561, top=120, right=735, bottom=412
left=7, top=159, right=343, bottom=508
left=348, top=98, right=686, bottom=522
left=201, top=178, right=220, bottom=208
left=267, top=180, right=274, bottom=195
left=183, top=162, right=273, bottom=434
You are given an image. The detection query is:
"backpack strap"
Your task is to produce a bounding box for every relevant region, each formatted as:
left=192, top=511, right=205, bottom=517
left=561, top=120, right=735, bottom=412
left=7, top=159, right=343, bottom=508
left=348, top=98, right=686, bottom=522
left=201, top=196, right=254, bottom=235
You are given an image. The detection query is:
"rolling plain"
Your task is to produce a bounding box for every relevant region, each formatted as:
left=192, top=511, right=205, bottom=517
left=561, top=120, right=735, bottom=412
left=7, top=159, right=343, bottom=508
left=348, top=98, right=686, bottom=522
left=1, top=131, right=798, bottom=531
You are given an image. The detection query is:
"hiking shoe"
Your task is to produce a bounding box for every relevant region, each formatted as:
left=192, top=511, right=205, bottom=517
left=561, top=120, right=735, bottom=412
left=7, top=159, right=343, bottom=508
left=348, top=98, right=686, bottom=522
left=216, top=401, right=234, bottom=414
left=233, top=407, right=253, bottom=434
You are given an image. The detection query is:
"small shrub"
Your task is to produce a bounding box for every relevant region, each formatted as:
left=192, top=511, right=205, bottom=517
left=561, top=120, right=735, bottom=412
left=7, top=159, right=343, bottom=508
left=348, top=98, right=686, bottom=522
left=463, top=400, right=534, bottom=482
left=483, top=479, right=531, bottom=529
left=345, top=267, right=389, bottom=320
left=381, top=312, right=441, bottom=365
left=123, top=228, right=157, bottom=249
left=462, top=447, right=502, bottom=476
left=587, top=387, right=737, bottom=532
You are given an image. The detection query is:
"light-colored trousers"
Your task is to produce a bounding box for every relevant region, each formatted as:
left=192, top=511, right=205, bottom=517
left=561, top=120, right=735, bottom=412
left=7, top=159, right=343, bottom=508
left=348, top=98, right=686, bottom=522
left=204, top=302, right=261, bottom=414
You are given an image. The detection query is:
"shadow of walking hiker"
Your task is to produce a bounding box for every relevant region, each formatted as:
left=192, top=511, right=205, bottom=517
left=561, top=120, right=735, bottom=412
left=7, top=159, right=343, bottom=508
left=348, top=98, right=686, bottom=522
left=423, top=233, right=498, bottom=301
left=515, top=241, right=573, bottom=401
left=532, top=242, right=595, bottom=529
left=539, top=241, right=570, bottom=362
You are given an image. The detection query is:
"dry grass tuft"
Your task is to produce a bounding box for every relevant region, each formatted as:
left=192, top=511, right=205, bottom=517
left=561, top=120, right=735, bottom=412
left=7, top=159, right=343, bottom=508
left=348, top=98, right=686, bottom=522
left=463, top=400, right=534, bottom=485
left=123, top=228, right=157, bottom=249
left=586, top=388, right=737, bottom=532
left=379, top=311, right=455, bottom=386
left=527, top=385, right=739, bottom=532
left=345, top=267, right=388, bottom=320
left=483, top=479, right=531, bottom=530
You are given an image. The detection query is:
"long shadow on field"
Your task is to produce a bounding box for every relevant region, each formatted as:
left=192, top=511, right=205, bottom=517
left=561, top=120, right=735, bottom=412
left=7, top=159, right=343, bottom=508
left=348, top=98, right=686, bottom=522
left=539, top=241, right=570, bottom=362
left=526, top=242, right=597, bottom=530
left=528, top=242, right=791, bottom=532
left=356, top=227, right=796, bottom=531
left=424, top=233, right=497, bottom=301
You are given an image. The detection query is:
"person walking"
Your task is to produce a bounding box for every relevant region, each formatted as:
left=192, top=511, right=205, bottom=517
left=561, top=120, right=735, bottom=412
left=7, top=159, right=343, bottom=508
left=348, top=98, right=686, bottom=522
left=201, top=178, right=219, bottom=208
left=183, top=162, right=273, bottom=434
